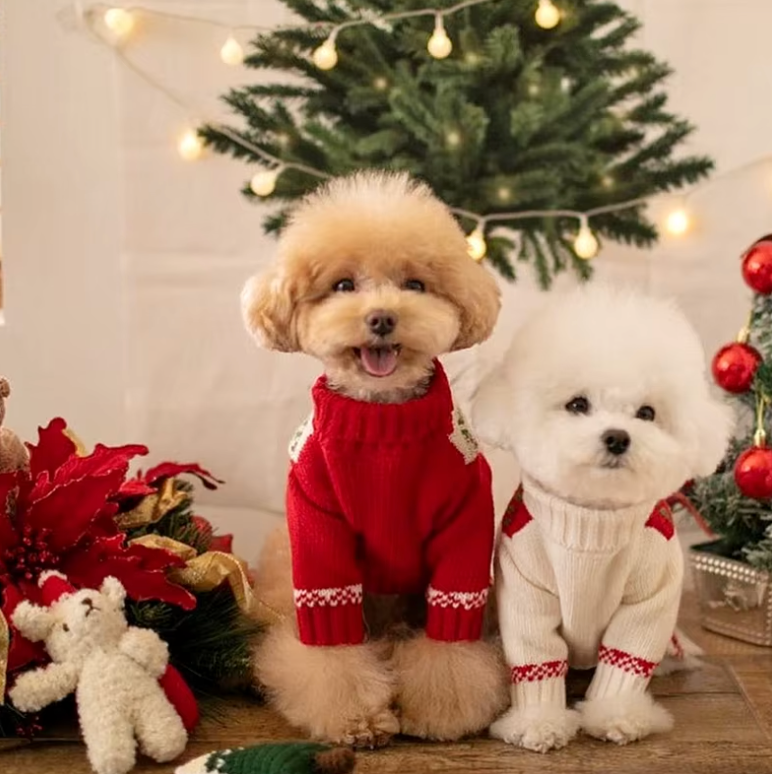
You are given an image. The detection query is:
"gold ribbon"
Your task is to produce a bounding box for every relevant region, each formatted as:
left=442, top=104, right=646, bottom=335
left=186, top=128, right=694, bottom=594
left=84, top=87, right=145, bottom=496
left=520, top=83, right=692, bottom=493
left=0, top=609, right=8, bottom=704
left=129, top=535, right=259, bottom=618
left=116, top=478, right=188, bottom=530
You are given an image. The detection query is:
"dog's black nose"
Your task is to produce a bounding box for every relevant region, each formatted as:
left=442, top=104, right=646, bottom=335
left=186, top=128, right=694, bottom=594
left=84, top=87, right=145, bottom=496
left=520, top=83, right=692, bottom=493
left=366, top=310, right=397, bottom=337
left=602, top=429, right=631, bottom=456
left=81, top=597, right=94, bottom=609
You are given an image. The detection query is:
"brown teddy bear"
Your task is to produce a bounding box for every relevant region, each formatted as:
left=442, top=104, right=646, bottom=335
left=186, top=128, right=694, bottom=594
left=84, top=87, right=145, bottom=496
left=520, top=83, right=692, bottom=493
left=0, top=377, right=29, bottom=473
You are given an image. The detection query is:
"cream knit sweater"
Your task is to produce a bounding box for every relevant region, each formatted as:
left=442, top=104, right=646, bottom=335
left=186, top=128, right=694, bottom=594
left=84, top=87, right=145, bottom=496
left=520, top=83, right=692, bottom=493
left=497, top=477, right=683, bottom=711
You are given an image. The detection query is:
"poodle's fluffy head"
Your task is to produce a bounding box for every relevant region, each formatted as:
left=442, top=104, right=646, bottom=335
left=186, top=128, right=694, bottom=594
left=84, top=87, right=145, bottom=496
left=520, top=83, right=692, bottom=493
left=473, top=285, right=734, bottom=509
left=241, top=171, right=501, bottom=402
left=12, top=577, right=128, bottom=666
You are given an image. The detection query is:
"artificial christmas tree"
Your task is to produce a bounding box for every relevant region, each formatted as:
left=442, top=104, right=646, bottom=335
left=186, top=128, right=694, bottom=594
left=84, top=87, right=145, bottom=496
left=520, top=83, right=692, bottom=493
left=689, top=235, right=772, bottom=646
left=202, top=0, right=712, bottom=286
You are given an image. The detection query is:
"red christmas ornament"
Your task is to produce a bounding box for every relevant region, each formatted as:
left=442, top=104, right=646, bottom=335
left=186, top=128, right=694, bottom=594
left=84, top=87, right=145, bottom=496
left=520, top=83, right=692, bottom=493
left=735, top=446, right=772, bottom=499
left=712, top=342, right=762, bottom=393
left=741, top=238, right=772, bottom=295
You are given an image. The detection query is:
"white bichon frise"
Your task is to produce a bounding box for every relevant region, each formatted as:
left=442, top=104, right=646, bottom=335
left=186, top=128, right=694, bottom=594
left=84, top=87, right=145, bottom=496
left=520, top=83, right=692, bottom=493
left=472, top=284, right=734, bottom=753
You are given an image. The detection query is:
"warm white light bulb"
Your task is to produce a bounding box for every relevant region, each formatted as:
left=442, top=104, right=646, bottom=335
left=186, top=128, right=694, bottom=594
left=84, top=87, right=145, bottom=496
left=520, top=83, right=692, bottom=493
left=446, top=130, right=462, bottom=149
left=104, top=8, right=135, bottom=39
left=665, top=208, right=690, bottom=236
left=178, top=129, right=204, bottom=161
left=466, top=226, right=487, bottom=261
left=427, top=17, right=453, bottom=59
left=220, top=35, right=244, bottom=66
left=250, top=169, right=281, bottom=197
left=535, top=0, right=561, bottom=29
left=312, top=36, right=338, bottom=70
left=574, top=220, right=599, bottom=260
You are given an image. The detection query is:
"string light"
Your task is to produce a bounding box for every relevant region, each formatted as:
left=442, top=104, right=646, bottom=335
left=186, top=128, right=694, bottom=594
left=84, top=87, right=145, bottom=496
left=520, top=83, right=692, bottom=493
left=312, top=32, right=338, bottom=70
left=466, top=225, right=488, bottom=261
left=220, top=35, right=244, bottom=66
left=535, top=0, right=561, bottom=29
left=665, top=207, right=691, bottom=236
left=103, top=7, right=135, bottom=39
left=573, top=217, right=599, bottom=260
left=427, top=15, right=453, bottom=59
left=178, top=129, right=204, bottom=161
left=250, top=168, right=282, bottom=197
left=77, top=1, right=772, bottom=267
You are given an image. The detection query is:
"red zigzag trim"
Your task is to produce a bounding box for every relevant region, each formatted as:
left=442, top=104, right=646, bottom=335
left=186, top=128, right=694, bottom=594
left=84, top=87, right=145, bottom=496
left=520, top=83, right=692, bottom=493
left=598, top=645, right=657, bottom=678
left=511, top=660, right=568, bottom=683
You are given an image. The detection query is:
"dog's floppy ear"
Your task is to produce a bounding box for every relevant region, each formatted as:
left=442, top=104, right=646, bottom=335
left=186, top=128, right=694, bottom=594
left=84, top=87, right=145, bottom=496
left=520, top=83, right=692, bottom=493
left=690, top=394, right=735, bottom=477
left=452, top=267, right=501, bottom=351
left=471, top=365, right=514, bottom=450
left=241, top=268, right=300, bottom=352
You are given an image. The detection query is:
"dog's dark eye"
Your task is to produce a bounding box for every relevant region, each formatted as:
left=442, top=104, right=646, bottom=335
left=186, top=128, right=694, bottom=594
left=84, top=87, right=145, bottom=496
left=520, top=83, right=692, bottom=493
left=62, top=623, right=69, bottom=633
left=565, top=396, right=590, bottom=415
left=404, top=279, right=425, bottom=292
left=636, top=405, right=656, bottom=422
left=332, top=278, right=355, bottom=293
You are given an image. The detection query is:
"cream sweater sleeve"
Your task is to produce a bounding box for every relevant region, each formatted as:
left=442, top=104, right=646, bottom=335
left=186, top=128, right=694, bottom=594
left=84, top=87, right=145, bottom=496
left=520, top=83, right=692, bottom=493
left=586, top=525, right=684, bottom=701
left=497, top=527, right=570, bottom=710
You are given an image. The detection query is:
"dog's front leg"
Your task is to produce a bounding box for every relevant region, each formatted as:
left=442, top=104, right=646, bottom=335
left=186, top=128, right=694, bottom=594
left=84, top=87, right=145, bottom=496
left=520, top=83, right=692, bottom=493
left=491, top=535, right=580, bottom=753
left=578, top=531, right=683, bottom=745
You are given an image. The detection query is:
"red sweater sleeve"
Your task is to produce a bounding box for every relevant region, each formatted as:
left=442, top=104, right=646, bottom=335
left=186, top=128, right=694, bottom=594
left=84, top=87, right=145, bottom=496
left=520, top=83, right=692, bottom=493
left=424, top=455, right=495, bottom=642
left=287, top=432, right=364, bottom=647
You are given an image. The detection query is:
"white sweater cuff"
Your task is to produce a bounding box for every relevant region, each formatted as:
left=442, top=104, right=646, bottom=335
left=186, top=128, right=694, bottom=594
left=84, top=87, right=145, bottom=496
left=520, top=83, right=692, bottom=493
left=514, top=677, right=566, bottom=709
left=586, top=661, right=650, bottom=700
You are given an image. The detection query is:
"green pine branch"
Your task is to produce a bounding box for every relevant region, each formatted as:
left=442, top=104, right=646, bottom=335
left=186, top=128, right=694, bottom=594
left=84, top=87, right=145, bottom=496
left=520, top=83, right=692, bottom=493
left=202, top=0, right=713, bottom=285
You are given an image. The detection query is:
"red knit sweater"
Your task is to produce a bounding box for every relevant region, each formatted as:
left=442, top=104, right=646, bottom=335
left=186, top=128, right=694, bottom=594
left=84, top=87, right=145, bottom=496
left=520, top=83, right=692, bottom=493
left=286, top=361, right=494, bottom=647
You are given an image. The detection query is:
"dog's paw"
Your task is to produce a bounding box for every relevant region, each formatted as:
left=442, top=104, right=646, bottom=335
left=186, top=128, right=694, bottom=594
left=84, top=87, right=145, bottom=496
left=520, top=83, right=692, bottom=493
left=578, top=692, right=673, bottom=745
left=335, top=708, right=400, bottom=750
left=490, top=704, right=580, bottom=753
left=392, top=636, right=508, bottom=741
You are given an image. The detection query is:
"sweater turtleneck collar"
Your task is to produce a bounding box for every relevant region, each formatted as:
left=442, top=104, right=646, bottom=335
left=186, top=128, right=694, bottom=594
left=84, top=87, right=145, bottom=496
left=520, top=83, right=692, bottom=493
left=521, top=475, right=655, bottom=552
left=311, top=360, right=454, bottom=444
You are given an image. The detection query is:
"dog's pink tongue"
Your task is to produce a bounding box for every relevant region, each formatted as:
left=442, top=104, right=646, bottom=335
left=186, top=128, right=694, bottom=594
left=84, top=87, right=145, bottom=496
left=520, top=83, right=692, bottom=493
left=360, top=347, right=398, bottom=377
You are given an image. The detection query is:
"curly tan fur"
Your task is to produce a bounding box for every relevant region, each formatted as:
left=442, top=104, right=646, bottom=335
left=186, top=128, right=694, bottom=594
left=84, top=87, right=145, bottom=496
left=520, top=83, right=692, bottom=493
left=246, top=172, right=504, bottom=745
left=242, top=172, right=500, bottom=402
left=391, top=633, right=509, bottom=740
left=256, top=620, right=398, bottom=748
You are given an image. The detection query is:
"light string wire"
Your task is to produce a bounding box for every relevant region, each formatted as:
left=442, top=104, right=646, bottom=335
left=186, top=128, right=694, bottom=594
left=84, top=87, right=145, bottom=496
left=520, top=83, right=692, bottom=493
left=77, top=2, right=772, bottom=252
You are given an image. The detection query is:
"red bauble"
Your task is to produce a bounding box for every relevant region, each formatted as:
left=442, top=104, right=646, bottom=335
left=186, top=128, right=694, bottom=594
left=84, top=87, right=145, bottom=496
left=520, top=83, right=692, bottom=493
left=735, top=446, right=772, bottom=499
left=711, top=342, right=762, bottom=393
left=742, top=239, right=772, bottom=295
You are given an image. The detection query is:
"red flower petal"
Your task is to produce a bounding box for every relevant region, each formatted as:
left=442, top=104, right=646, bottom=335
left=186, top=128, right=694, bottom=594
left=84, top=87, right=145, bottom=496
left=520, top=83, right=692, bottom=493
left=209, top=534, right=233, bottom=554
left=62, top=536, right=196, bottom=611
left=25, top=468, right=128, bottom=552
left=26, top=418, right=77, bottom=481
left=142, top=462, right=223, bottom=490
left=114, top=478, right=157, bottom=500
left=2, top=584, right=46, bottom=672
left=49, top=443, right=148, bottom=491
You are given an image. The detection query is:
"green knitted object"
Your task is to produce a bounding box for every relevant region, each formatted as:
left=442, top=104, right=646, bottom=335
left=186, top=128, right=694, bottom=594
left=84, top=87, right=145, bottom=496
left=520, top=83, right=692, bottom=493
left=176, top=742, right=356, bottom=774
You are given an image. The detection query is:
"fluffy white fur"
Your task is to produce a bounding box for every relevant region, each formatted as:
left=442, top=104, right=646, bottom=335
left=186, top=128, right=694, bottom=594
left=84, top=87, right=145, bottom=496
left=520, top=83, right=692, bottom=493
left=578, top=693, right=674, bottom=744
left=473, top=284, right=734, bottom=752
left=474, top=284, right=733, bottom=509
left=490, top=704, right=581, bottom=753
left=10, top=575, right=187, bottom=774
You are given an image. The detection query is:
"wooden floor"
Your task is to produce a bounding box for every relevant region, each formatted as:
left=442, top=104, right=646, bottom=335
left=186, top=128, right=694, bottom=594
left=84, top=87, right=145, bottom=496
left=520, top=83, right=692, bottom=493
left=4, top=592, right=772, bottom=774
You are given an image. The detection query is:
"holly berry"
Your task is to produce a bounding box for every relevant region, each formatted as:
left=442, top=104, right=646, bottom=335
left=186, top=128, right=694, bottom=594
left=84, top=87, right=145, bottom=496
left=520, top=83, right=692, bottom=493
left=712, top=342, right=762, bottom=393
left=741, top=238, right=772, bottom=295
left=735, top=445, right=772, bottom=500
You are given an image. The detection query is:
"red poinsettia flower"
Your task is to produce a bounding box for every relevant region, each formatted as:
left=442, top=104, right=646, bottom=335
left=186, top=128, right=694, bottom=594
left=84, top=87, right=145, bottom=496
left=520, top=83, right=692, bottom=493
left=0, top=419, right=197, bottom=674
left=115, top=461, right=231, bottom=552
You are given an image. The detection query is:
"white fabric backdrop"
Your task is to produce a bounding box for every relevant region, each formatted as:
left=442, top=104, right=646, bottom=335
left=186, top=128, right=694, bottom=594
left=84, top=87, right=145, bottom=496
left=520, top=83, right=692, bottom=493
left=2, top=0, right=771, bottom=559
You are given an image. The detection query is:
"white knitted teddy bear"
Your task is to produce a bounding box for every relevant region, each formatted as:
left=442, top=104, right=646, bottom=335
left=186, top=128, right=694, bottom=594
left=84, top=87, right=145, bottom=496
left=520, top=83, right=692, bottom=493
left=10, top=571, right=189, bottom=774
